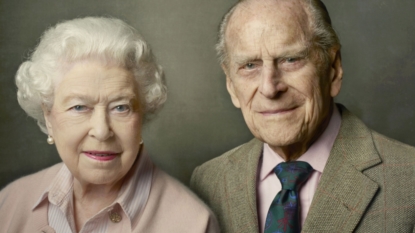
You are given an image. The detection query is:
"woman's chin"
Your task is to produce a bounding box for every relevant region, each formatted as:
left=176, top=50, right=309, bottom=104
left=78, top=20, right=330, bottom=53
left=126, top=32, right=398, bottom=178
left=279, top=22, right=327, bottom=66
left=74, top=170, right=123, bottom=187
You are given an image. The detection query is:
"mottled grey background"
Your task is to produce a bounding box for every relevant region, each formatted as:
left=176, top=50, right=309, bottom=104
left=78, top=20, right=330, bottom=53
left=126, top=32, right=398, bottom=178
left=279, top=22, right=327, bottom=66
left=1, top=0, right=414, bottom=189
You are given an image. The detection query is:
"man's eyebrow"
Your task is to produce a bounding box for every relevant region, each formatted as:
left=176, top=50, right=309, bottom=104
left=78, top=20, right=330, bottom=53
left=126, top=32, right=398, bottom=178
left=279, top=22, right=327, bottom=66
left=233, top=55, right=262, bottom=65
left=232, top=47, right=310, bottom=65
left=277, top=46, right=310, bottom=58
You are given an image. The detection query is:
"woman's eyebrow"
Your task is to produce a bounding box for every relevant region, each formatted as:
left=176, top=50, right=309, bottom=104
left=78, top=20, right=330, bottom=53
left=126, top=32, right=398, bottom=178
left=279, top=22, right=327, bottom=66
left=107, top=93, right=137, bottom=102
left=61, top=92, right=137, bottom=104
left=61, top=93, right=94, bottom=104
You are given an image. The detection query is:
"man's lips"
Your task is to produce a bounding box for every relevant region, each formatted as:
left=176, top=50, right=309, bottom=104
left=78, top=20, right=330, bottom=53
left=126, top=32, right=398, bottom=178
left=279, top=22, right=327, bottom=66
left=83, top=151, right=121, bottom=161
left=259, top=106, right=297, bottom=115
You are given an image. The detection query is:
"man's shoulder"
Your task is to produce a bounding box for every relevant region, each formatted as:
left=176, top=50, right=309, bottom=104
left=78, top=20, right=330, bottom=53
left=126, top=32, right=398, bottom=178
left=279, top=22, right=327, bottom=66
left=192, top=138, right=261, bottom=178
left=371, top=130, right=415, bottom=162
left=339, top=104, right=415, bottom=163
left=189, top=138, right=262, bottom=204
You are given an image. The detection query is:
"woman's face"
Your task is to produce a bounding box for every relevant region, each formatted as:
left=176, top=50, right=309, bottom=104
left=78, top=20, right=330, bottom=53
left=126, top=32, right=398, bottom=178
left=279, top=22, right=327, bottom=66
left=44, top=60, right=142, bottom=187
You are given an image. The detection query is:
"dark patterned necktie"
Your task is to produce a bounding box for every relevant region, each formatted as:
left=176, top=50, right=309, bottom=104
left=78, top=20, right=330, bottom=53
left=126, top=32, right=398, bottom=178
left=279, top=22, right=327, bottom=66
left=264, top=161, right=314, bottom=233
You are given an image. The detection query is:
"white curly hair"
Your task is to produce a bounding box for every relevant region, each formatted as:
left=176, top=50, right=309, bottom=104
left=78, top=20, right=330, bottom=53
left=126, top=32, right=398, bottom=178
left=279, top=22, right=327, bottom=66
left=15, top=17, right=167, bottom=134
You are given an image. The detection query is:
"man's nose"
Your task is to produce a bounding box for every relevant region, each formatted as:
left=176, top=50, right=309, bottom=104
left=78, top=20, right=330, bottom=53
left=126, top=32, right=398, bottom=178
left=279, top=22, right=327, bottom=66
left=89, top=109, right=113, bottom=141
left=258, top=64, right=287, bottom=98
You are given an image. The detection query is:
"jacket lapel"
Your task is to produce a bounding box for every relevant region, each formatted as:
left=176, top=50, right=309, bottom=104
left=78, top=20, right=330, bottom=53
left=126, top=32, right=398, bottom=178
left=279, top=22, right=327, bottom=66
left=224, top=138, right=263, bottom=233
left=302, top=106, right=382, bottom=232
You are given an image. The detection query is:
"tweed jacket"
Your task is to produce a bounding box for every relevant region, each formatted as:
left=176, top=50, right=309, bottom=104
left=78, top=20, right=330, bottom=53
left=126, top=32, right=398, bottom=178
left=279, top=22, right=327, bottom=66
left=0, top=163, right=219, bottom=233
left=191, top=105, right=415, bottom=232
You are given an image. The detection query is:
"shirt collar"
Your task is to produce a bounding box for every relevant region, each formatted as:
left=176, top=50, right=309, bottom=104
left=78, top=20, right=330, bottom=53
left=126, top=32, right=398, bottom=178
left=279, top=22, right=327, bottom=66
left=33, top=147, right=154, bottom=229
left=115, top=149, right=153, bottom=229
left=32, top=165, right=73, bottom=210
left=260, top=105, right=341, bottom=180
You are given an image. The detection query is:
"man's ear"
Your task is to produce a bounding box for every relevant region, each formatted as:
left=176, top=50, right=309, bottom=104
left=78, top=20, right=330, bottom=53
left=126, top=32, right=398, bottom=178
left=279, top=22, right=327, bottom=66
left=42, top=104, right=53, bottom=136
left=222, top=64, right=241, bottom=108
left=329, top=48, right=343, bottom=98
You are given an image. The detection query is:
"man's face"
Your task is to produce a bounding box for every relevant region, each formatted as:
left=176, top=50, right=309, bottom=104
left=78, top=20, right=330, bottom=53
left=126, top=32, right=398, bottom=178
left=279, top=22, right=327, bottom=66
left=224, top=0, right=342, bottom=158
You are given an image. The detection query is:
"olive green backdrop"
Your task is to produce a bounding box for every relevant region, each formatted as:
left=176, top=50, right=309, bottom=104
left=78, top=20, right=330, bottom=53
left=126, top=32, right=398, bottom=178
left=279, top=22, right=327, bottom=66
left=1, top=0, right=414, bottom=189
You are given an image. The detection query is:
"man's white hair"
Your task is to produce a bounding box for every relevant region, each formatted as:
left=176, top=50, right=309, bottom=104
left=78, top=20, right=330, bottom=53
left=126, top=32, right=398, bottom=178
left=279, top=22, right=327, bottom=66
left=216, top=0, right=341, bottom=66
left=15, top=17, right=167, bottom=134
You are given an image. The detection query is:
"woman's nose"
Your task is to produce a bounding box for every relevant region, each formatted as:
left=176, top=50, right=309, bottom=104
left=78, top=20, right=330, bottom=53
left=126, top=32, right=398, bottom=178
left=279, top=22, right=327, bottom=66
left=88, top=109, right=113, bottom=141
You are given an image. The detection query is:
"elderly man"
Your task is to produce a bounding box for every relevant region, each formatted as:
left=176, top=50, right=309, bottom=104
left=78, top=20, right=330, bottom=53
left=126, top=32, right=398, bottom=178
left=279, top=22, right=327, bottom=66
left=190, top=0, right=415, bottom=232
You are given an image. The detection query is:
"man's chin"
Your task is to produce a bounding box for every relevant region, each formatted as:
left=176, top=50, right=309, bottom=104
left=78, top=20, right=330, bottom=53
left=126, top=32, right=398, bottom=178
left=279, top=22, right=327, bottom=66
left=260, top=135, right=301, bottom=149
left=254, top=124, right=303, bottom=143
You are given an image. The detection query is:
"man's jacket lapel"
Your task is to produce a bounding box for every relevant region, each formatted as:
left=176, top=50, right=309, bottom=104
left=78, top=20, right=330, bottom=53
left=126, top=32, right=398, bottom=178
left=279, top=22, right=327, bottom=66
left=302, top=106, right=382, bottom=232
left=224, top=138, right=262, bottom=233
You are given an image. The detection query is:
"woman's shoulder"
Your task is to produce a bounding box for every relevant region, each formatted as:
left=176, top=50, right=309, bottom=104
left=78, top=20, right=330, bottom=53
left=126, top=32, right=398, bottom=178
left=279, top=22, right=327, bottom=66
left=135, top=167, right=220, bottom=233
left=0, top=163, right=64, bottom=232
left=0, top=163, right=63, bottom=202
left=151, top=168, right=211, bottom=210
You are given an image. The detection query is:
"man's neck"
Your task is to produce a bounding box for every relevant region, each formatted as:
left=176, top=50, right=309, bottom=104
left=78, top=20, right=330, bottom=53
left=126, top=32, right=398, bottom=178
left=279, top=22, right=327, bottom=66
left=270, top=104, right=335, bottom=161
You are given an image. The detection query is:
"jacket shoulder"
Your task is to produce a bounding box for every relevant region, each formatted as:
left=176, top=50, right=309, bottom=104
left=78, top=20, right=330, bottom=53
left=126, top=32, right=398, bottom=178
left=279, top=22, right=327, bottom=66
left=191, top=138, right=259, bottom=182
left=189, top=138, right=260, bottom=206
left=372, top=131, right=415, bottom=162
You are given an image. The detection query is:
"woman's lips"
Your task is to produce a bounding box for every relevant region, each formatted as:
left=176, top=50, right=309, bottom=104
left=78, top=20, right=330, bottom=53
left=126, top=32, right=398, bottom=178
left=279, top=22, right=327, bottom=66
left=83, top=151, right=120, bottom=161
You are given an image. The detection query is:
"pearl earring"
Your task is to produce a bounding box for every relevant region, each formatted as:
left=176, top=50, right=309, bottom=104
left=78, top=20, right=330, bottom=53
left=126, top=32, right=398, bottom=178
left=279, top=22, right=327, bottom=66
left=140, top=139, right=143, bottom=145
left=47, top=135, right=55, bottom=145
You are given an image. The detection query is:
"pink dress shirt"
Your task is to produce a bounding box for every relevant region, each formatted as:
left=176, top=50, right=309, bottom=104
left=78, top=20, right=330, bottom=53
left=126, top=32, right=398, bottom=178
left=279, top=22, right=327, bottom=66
left=257, top=106, right=341, bottom=232
left=0, top=147, right=219, bottom=233
left=33, top=150, right=153, bottom=233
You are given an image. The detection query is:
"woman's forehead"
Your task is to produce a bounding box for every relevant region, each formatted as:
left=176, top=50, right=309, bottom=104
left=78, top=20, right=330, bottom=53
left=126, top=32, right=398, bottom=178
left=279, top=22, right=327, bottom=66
left=53, top=60, right=138, bottom=101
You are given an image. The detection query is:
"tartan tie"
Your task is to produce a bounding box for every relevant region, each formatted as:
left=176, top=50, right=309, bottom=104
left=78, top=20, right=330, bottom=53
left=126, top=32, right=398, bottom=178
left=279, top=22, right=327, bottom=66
left=264, top=161, right=314, bottom=233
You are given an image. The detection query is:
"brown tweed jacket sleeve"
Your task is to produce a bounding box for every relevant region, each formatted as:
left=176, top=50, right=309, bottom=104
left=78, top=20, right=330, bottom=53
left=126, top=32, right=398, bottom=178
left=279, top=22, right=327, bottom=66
left=191, top=105, right=415, bottom=233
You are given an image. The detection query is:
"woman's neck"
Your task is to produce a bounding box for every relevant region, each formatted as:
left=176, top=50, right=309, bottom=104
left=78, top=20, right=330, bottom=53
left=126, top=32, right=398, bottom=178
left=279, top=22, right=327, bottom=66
left=72, top=178, right=124, bottom=232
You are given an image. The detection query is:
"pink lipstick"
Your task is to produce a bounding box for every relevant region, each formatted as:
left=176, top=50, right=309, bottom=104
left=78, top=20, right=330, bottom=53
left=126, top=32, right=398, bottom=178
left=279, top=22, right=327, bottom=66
left=83, top=151, right=119, bottom=161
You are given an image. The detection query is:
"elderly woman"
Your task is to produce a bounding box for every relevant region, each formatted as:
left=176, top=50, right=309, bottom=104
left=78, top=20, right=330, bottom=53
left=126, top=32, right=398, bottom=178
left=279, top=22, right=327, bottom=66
left=0, top=17, right=219, bottom=233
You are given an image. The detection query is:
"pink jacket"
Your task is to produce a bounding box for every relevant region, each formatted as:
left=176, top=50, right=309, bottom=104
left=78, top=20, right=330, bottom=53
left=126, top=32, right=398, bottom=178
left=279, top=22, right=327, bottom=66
left=0, top=163, right=219, bottom=233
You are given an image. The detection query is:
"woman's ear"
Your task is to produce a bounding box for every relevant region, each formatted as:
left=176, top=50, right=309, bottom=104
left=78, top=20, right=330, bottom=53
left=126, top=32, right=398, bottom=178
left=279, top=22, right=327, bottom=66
left=42, top=104, right=53, bottom=136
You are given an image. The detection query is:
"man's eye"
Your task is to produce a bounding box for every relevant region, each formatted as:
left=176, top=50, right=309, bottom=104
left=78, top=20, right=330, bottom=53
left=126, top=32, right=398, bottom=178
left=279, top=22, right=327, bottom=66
left=244, top=63, right=256, bottom=69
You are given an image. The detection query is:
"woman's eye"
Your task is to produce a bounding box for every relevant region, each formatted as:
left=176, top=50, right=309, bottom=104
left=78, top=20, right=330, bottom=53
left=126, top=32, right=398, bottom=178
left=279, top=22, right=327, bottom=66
left=114, top=105, right=130, bottom=112
left=72, top=105, right=87, bottom=111
left=285, top=57, right=299, bottom=63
